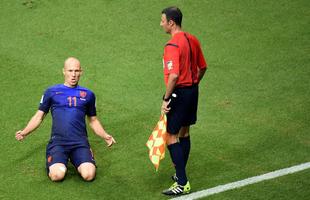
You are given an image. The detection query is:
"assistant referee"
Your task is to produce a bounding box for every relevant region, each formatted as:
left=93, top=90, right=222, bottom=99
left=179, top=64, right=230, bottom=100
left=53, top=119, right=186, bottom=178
left=159, top=7, right=207, bottom=196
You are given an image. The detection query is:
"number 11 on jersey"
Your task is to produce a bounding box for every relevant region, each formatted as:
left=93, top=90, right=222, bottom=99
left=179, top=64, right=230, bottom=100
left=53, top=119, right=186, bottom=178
left=67, top=96, right=77, bottom=107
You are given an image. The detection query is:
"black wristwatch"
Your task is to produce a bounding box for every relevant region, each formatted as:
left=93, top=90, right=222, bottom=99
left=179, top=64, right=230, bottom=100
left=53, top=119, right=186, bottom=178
left=162, top=95, right=170, bottom=102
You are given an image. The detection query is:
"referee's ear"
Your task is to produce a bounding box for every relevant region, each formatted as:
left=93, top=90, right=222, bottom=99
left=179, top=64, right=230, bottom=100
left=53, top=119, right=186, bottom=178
left=168, top=19, right=175, bottom=27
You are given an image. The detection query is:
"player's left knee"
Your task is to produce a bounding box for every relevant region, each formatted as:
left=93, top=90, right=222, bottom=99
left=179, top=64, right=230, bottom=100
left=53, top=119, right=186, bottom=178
left=78, top=163, right=96, bottom=181
left=81, top=171, right=96, bottom=181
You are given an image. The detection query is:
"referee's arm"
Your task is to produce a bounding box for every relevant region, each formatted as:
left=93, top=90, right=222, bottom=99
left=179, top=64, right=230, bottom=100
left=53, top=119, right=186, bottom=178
left=198, top=68, right=207, bottom=82
left=162, top=73, right=178, bottom=114
left=164, top=73, right=178, bottom=99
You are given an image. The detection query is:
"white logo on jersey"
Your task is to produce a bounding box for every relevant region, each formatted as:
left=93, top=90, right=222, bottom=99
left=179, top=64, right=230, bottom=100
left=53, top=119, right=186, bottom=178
left=40, top=95, right=44, bottom=104
left=167, top=60, right=173, bottom=70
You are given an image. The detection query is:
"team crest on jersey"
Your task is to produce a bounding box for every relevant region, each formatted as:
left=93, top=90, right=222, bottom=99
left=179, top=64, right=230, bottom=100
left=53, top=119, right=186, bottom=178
left=80, top=91, right=87, bottom=98
left=166, top=60, right=173, bottom=70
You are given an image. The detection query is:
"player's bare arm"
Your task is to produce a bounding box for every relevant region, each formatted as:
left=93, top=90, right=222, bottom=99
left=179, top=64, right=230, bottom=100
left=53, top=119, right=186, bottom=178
left=88, top=116, right=116, bottom=147
left=15, top=110, right=46, bottom=141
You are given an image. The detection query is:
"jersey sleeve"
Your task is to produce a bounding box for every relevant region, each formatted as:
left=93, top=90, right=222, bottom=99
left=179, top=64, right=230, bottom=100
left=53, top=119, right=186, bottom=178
left=195, top=39, right=207, bottom=70
left=86, top=92, right=97, bottom=117
left=163, top=44, right=180, bottom=75
left=38, top=89, right=52, bottom=113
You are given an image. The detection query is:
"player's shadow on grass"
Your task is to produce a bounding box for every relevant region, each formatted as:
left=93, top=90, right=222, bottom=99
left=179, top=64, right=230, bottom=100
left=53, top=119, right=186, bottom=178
left=64, top=163, right=81, bottom=180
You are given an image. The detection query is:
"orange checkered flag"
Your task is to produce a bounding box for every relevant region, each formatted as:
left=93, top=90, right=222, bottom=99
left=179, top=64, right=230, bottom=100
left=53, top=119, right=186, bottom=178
left=146, top=114, right=167, bottom=171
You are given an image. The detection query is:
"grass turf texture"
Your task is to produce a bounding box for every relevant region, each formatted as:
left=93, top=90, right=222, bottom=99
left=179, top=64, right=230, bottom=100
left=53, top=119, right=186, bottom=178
left=0, top=0, right=309, bottom=199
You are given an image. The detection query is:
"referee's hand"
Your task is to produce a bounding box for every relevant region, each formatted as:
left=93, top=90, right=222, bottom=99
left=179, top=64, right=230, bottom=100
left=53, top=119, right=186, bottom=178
left=161, top=99, right=171, bottom=114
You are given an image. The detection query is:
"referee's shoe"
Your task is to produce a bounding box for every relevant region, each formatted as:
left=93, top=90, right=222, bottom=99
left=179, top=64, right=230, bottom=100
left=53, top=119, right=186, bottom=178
left=162, top=181, right=191, bottom=195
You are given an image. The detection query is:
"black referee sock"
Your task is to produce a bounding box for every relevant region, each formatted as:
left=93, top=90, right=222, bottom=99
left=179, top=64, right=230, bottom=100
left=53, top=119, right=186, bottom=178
left=168, top=143, right=188, bottom=186
left=179, top=136, right=191, bottom=167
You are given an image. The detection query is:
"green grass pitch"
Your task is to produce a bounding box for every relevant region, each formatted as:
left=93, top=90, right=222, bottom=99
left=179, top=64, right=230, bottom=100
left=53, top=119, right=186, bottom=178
left=0, top=0, right=309, bottom=199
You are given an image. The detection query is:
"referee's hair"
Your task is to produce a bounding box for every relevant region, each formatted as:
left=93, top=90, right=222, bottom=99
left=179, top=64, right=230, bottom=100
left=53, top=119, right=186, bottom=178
left=162, top=7, right=183, bottom=27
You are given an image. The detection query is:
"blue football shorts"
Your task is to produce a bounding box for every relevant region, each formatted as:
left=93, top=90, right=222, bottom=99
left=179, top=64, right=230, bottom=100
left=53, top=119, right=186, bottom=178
left=46, top=144, right=96, bottom=173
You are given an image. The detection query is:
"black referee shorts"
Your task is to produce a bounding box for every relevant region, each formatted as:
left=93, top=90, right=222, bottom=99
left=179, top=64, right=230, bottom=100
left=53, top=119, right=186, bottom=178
left=166, top=84, right=199, bottom=135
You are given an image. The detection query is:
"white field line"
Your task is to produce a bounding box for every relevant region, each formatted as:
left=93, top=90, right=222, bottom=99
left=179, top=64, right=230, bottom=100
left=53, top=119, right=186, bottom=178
left=172, top=162, right=310, bottom=200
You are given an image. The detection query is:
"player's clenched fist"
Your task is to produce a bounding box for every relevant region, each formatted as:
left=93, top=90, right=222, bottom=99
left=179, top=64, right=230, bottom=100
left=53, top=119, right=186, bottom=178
left=15, top=130, right=25, bottom=141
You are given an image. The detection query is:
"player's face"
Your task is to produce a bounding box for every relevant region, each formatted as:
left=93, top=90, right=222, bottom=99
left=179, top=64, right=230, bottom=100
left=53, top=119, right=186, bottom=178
left=160, top=14, right=172, bottom=34
left=63, top=63, right=82, bottom=87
